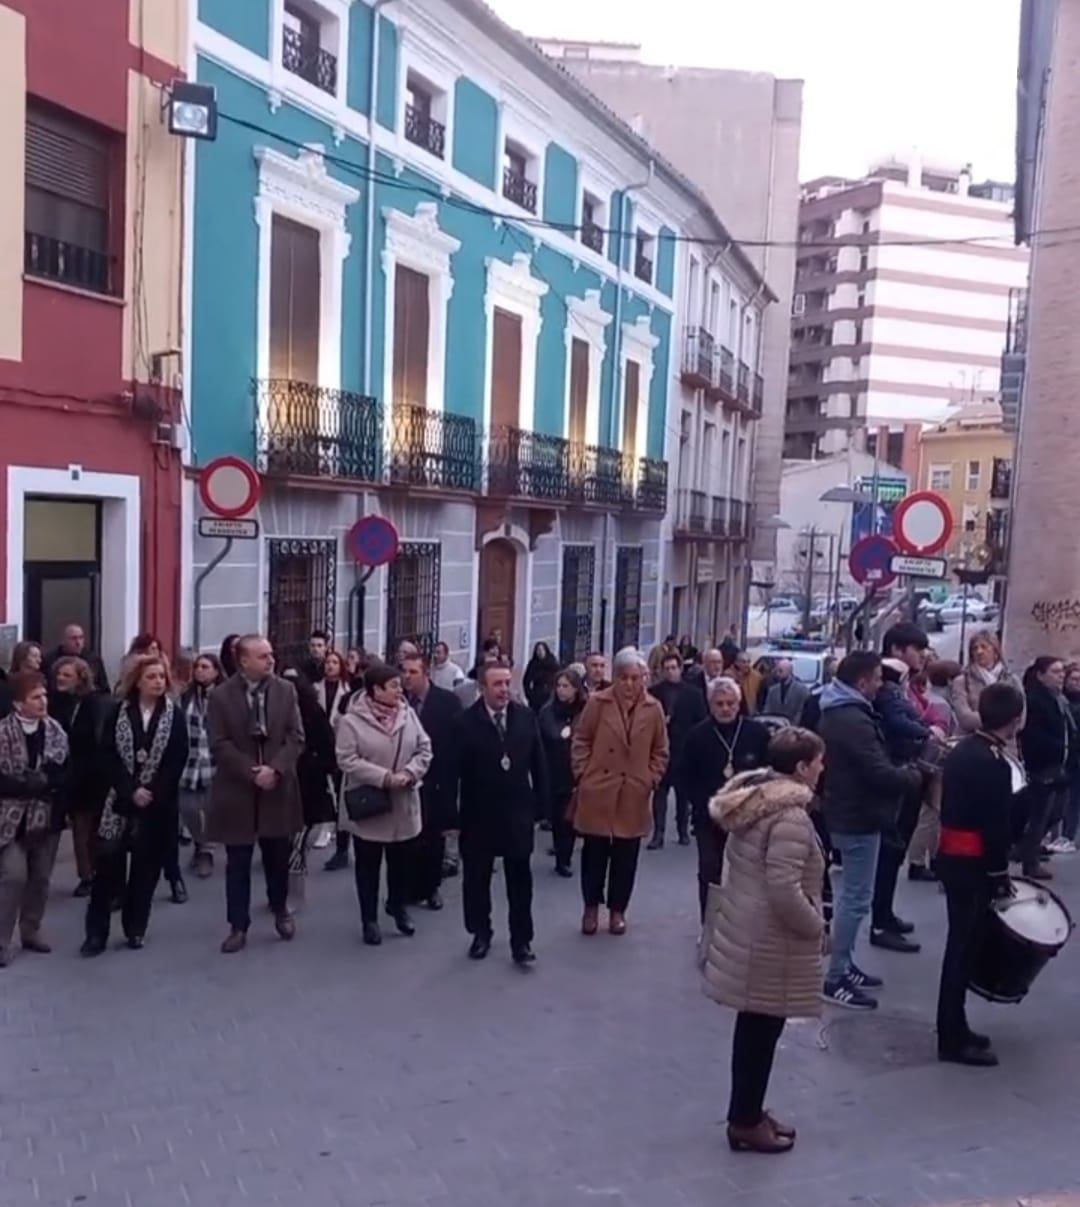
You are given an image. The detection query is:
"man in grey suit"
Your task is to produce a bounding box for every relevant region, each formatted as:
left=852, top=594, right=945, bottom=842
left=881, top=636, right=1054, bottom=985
left=760, top=659, right=810, bottom=723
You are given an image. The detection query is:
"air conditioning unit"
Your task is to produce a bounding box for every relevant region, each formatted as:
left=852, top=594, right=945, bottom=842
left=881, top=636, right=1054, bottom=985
left=153, top=422, right=187, bottom=452
left=792, top=293, right=806, bottom=316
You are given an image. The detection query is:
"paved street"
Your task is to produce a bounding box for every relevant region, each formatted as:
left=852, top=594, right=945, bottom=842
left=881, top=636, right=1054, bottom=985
left=4, top=835, right=1080, bottom=1207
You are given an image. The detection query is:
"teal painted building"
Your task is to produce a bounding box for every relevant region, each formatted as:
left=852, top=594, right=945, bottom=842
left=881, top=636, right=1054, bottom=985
left=189, top=0, right=716, bottom=670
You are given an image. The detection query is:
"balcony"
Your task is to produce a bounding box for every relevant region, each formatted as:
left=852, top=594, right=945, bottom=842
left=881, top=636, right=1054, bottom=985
left=752, top=373, right=764, bottom=413
left=25, top=231, right=113, bottom=295
left=282, top=25, right=338, bottom=95
left=710, top=495, right=728, bottom=537
left=681, top=327, right=715, bottom=390
left=714, top=346, right=735, bottom=399
left=502, top=166, right=538, bottom=214
left=486, top=428, right=666, bottom=512
left=990, top=457, right=1012, bottom=502
left=404, top=105, right=446, bottom=158
left=582, top=221, right=604, bottom=254
left=387, top=404, right=479, bottom=491
left=728, top=499, right=751, bottom=540
left=737, top=362, right=751, bottom=405
left=634, top=252, right=653, bottom=284
left=255, top=379, right=380, bottom=482
left=674, top=489, right=708, bottom=536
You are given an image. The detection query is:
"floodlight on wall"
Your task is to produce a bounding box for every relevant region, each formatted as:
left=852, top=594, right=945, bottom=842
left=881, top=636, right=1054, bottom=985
left=164, top=80, right=218, bottom=141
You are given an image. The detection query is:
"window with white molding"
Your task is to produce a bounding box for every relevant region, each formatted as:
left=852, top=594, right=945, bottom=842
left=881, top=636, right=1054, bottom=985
left=564, top=289, right=611, bottom=448
left=502, top=137, right=540, bottom=215
left=928, top=463, right=953, bottom=492
left=396, top=38, right=456, bottom=167
left=279, top=0, right=347, bottom=103
left=404, top=70, right=448, bottom=160
left=580, top=189, right=605, bottom=255
left=634, top=227, right=655, bottom=285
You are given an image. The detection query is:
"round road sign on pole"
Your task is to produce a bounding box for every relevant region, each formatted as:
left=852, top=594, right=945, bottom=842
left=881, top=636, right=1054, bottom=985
left=893, top=490, right=954, bottom=556
left=849, top=534, right=898, bottom=588
left=347, top=515, right=400, bottom=567
left=198, top=457, right=261, bottom=519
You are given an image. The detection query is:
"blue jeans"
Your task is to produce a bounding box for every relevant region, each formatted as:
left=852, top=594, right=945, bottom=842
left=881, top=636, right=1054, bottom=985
left=827, top=831, right=881, bottom=982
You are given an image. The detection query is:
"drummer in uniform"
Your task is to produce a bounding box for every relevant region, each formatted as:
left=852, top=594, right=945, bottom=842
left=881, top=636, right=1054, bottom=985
left=936, top=681, right=1026, bottom=1067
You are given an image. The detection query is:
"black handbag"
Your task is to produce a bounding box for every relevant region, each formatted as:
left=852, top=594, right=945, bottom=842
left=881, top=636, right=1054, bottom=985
left=343, top=730, right=404, bottom=823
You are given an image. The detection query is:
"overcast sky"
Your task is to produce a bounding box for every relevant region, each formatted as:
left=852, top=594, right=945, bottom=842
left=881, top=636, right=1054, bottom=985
left=485, top=0, right=1021, bottom=182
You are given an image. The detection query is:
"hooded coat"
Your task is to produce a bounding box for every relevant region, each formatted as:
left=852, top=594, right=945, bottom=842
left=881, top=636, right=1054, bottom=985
left=701, top=770, right=825, bottom=1019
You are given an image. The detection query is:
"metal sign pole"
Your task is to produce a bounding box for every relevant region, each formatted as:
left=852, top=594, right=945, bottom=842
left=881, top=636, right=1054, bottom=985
left=192, top=538, right=234, bottom=653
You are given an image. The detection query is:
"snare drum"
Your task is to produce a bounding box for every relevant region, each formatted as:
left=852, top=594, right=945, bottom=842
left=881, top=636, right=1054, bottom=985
left=968, top=877, right=1073, bottom=1004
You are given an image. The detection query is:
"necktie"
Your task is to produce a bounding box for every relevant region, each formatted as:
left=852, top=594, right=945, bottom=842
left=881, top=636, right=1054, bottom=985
left=494, top=710, right=506, bottom=738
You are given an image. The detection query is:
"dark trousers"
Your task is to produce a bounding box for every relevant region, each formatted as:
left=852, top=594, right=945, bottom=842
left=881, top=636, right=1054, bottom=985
left=652, top=777, right=690, bottom=842
left=335, top=828, right=350, bottom=857
left=411, top=827, right=445, bottom=903
left=936, top=864, right=989, bottom=1052
left=695, top=820, right=727, bottom=921
left=728, top=1011, right=786, bottom=1127
left=871, top=785, right=922, bottom=930
left=224, top=837, right=290, bottom=932
left=1018, top=783, right=1057, bottom=871
left=71, top=811, right=101, bottom=883
left=353, top=835, right=412, bottom=923
left=462, top=844, right=533, bottom=947
left=85, top=812, right=172, bottom=943
left=162, top=808, right=181, bottom=883
left=552, top=791, right=576, bottom=869
left=580, top=835, right=641, bottom=912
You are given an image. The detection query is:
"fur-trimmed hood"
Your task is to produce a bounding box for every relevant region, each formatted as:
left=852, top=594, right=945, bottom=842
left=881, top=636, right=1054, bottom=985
left=708, top=769, right=813, bottom=834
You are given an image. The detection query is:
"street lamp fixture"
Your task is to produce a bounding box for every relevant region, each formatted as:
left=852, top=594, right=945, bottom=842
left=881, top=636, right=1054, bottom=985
left=164, top=81, right=219, bottom=141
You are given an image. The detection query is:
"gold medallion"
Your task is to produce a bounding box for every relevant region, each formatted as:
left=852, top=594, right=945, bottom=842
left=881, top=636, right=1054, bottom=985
left=723, top=762, right=734, bottom=780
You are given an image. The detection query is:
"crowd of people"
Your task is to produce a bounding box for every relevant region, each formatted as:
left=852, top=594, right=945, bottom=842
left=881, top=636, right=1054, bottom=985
left=0, top=619, right=1076, bottom=1158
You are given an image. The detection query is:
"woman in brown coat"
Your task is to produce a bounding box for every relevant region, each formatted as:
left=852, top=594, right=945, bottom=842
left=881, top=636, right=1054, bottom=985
left=701, top=727, right=826, bottom=1155
left=571, top=647, right=669, bottom=935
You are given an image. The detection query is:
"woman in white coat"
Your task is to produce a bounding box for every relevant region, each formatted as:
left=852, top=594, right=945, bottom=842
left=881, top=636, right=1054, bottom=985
left=335, top=663, right=432, bottom=946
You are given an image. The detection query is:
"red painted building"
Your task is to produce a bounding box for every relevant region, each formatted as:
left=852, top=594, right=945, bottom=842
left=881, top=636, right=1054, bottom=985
left=0, top=0, right=186, bottom=673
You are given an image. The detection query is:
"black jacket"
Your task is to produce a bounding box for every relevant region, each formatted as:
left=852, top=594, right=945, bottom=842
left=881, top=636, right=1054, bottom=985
left=453, top=699, right=550, bottom=859
left=818, top=685, right=920, bottom=835
left=939, top=732, right=1014, bottom=881
left=49, top=690, right=111, bottom=813
left=874, top=679, right=930, bottom=764
left=108, top=699, right=188, bottom=818
left=649, top=679, right=707, bottom=773
left=678, top=715, right=771, bottom=825
left=523, top=656, right=559, bottom=712
left=291, top=679, right=336, bottom=827
left=537, top=696, right=585, bottom=801
left=415, top=684, right=464, bottom=831
left=1020, top=681, right=1071, bottom=786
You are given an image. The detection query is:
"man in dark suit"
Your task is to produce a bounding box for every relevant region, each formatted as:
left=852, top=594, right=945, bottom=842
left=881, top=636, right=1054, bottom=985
left=647, top=651, right=706, bottom=848
left=401, top=653, right=463, bottom=910
left=453, top=660, right=549, bottom=965
left=43, top=624, right=110, bottom=693
left=206, top=634, right=305, bottom=954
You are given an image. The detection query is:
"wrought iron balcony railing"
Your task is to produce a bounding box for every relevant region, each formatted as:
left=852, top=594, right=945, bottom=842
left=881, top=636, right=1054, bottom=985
left=255, top=379, right=380, bottom=482
left=637, top=458, right=668, bottom=514
left=729, top=499, right=748, bottom=538
left=282, top=25, right=338, bottom=95
left=711, top=495, right=728, bottom=537
left=682, top=327, right=715, bottom=388
left=582, top=221, right=604, bottom=254
left=404, top=105, right=446, bottom=158
left=752, top=372, right=764, bottom=413
left=502, top=166, right=538, bottom=213
left=716, top=346, right=735, bottom=398
left=388, top=403, right=479, bottom=491
left=737, top=362, right=751, bottom=405
left=25, top=231, right=113, bottom=295
left=634, top=253, right=653, bottom=284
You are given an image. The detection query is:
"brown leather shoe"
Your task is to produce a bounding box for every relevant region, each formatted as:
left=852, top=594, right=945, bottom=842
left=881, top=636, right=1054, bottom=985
left=20, top=935, right=52, bottom=954
left=609, top=911, right=627, bottom=935
left=581, top=906, right=599, bottom=936
left=274, top=912, right=296, bottom=941
left=220, top=930, right=247, bottom=954
left=763, top=1111, right=795, bottom=1140
left=727, top=1119, right=795, bottom=1153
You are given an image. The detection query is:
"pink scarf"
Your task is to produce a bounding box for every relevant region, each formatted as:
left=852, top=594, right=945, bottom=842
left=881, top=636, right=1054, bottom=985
left=367, top=696, right=401, bottom=734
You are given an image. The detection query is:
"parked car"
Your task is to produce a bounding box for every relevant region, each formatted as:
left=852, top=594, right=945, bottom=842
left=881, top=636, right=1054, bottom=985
left=939, top=594, right=999, bottom=625
left=753, top=640, right=835, bottom=689
left=917, top=598, right=945, bottom=633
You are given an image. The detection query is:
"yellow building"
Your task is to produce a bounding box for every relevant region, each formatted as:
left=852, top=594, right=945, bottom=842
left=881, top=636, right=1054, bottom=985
left=915, top=403, right=1013, bottom=563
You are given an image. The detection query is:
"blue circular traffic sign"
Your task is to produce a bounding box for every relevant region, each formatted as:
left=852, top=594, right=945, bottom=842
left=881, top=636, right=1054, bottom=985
left=848, top=534, right=898, bottom=587
left=347, top=515, right=400, bottom=567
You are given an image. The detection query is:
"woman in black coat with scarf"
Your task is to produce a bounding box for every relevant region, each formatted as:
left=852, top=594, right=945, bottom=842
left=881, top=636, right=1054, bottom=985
left=524, top=643, right=560, bottom=713
left=1018, top=657, right=1072, bottom=878
left=82, top=654, right=188, bottom=956
left=537, top=669, right=587, bottom=877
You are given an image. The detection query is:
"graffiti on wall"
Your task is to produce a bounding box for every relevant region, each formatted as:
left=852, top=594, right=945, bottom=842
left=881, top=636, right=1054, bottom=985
left=1031, top=598, right=1080, bottom=634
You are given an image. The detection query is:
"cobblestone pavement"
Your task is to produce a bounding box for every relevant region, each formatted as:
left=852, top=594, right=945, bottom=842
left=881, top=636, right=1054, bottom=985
left=3, top=834, right=1080, bottom=1207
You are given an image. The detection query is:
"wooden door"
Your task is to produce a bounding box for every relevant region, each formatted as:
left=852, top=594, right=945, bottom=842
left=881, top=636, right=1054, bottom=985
left=269, top=215, right=320, bottom=383
left=568, top=336, right=589, bottom=447
left=392, top=264, right=430, bottom=407
left=478, top=539, right=517, bottom=659
left=490, top=308, right=523, bottom=491
left=622, top=358, right=640, bottom=455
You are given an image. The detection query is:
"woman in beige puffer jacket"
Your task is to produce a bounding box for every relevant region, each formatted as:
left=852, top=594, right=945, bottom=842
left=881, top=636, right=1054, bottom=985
left=701, top=727, right=826, bottom=1155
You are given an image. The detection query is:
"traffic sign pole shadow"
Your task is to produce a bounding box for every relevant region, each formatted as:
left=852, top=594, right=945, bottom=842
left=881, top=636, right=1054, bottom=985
left=193, top=537, right=233, bottom=652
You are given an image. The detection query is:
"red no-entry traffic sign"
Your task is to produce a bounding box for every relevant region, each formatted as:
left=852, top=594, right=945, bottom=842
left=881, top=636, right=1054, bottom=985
left=198, top=457, right=261, bottom=519
left=893, top=490, right=953, bottom=556
left=849, top=534, right=898, bottom=587
left=347, top=515, right=400, bottom=567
